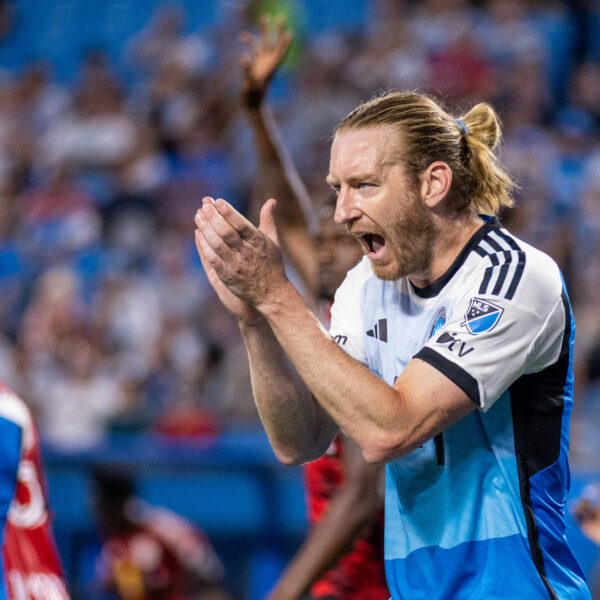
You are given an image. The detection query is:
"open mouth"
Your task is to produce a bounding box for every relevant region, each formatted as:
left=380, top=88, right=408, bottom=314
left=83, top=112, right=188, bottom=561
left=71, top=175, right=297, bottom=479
left=363, top=233, right=386, bottom=257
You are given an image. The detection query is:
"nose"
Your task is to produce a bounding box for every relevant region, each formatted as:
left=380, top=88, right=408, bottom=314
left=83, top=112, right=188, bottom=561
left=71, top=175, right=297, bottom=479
left=333, top=187, right=360, bottom=225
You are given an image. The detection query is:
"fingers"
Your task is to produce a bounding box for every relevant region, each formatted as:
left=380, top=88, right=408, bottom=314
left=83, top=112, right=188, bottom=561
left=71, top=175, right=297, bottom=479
left=258, top=14, right=268, bottom=41
left=211, top=197, right=259, bottom=242
left=194, top=230, right=218, bottom=280
left=243, top=14, right=290, bottom=52
left=275, top=13, right=286, bottom=34
left=239, top=53, right=251, bottom=73
left=239, top=31, right=258, bottom=54
left=195, top=211, right=234, bottom=268
left=274, top=15, right=292, bottom=50
left=258, top=198, right=280, bottom=247
left=194, top=196, right=259, bottom=268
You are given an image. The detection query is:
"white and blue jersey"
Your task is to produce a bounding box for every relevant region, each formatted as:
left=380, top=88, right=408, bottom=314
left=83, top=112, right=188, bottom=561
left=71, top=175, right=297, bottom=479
left=329, top=218, right=590, bottom=600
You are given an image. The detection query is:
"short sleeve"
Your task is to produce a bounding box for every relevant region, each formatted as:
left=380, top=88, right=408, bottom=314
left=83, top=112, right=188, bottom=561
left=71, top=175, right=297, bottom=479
left=329, top=259, right=371, bottom=366
left=415, top=261, right=567, bottom=411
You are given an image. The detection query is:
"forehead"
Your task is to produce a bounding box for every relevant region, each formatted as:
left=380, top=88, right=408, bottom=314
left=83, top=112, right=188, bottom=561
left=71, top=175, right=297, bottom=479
left=329, top=125, right=399, bottom=178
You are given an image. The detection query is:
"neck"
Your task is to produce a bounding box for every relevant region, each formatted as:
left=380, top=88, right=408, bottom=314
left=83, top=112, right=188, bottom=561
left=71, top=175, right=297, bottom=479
left=408, top=214, right=484, bottom=289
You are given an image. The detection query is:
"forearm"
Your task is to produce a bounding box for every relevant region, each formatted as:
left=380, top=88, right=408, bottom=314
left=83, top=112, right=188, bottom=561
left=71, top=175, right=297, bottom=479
left=269, top=474, right=382, bottom=599
left=246, top=106, right=317, bottom=232
left=240, top=317, right=338, bottom=465
left=256, top=282, right=411, bottom=463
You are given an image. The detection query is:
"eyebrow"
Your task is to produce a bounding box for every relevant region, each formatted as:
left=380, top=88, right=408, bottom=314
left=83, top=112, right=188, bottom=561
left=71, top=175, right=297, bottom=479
left=325, top=174, right=378, bottom=186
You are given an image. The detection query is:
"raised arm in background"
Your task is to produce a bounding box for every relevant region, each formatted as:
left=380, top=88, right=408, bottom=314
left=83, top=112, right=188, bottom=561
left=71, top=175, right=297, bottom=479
left=240, top=15, right=319, bottom=299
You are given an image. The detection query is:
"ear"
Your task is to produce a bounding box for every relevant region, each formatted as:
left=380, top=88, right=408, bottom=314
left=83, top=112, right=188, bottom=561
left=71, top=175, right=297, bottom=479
left=420, top=161, right=452, bottom=209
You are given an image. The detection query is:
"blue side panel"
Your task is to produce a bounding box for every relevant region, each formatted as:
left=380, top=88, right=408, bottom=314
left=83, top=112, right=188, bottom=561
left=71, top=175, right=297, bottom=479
left=529, top=464, right=590, bottom=600
left=0, top=416, right=22, bottom=598
left=385, top=534, right=550, bottom=600
left=527, top=290, right=591, bottom=600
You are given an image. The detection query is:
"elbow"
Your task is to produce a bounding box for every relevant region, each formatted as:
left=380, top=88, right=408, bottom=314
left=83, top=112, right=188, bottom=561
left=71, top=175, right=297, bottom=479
left=274, top=448, right=308, bottom=467
left=359, top=431, right=416, bottom=465
left=272, top=440, right=328, bottom=467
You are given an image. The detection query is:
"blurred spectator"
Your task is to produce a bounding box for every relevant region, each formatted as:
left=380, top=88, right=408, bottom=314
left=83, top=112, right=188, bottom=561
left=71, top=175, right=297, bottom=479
left=91, top=466, right=233, bottom=600
left=19, top=164, right=101, bottom=269
left=30, top=325, right=128, bottom=450
left=568, top=61, right=600, bottom=126
left=126, top=4, right=211, bottom=78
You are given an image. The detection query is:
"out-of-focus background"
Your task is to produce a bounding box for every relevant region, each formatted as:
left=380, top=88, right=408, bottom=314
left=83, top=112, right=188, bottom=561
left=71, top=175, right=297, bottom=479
left=0, top=0, right=599, bottom=597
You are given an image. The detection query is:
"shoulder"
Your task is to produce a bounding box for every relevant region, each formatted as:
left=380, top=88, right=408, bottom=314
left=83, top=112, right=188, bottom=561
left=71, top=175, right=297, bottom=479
left=329, top=258, right=373, bottom=363
left=0, top=384, right=31, bottom=430
left=331, top=257, right=372, bottom=314
left=467, top=224, right=563, bottom=316
left=336, top=256, right=373, bottom=292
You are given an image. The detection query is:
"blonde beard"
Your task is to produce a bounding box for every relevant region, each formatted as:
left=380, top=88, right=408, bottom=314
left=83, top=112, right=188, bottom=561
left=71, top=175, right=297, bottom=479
left=370, top=195, right=436, bottom=282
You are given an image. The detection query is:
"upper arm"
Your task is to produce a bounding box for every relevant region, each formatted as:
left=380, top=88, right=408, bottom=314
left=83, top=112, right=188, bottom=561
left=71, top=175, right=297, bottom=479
left=414, top=260, right=566, bottom=411
left=329, top=259, right=370, bottom=365
left=379, top=358, right=476, bottom=462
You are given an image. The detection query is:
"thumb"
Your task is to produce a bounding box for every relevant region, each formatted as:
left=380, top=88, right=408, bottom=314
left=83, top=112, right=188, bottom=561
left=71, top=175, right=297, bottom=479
left=258, top=198, right=280, bottom=246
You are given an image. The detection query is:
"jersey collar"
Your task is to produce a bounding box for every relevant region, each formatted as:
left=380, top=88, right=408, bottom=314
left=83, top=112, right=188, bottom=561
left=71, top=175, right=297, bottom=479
left=410, top=217, right=501, bottom=299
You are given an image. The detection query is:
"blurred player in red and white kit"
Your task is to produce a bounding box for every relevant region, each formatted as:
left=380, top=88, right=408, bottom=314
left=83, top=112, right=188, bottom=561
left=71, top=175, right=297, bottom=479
left=92, top=467, right=232, bottom=600
left=0, top=382, right=70, bottom=600
left=239, top=17, right=388, bottom=600
left=0, top=20, right=70, bottom=600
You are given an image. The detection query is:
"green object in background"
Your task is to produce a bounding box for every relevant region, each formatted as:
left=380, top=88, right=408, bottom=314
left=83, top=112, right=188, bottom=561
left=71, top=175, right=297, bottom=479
left=249, top=0, right=306, bottom=71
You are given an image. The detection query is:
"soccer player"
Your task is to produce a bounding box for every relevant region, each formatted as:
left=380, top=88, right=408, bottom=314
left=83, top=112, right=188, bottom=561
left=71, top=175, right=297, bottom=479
left=239, top=17, right=388, bottom=600
left=194, top=91, right=591, bottom=599
left=0, top=382, right=70, bottom=599
left=92, top=467, right=232, bottom=600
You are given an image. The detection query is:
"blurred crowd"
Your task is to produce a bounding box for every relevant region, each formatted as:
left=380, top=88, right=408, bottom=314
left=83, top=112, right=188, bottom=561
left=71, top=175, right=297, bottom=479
left=0, top=0, right=599, bottom=465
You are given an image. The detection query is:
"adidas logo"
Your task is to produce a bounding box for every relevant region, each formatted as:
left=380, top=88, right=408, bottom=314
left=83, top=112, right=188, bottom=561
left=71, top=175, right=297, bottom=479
left=366, top=319, right=388, bottom=342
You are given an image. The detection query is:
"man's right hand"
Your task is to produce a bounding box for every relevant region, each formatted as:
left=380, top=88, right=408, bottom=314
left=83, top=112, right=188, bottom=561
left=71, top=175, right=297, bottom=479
left=239, top=14, right=293, bottom=110
left=195, top=197, right=264, bottom=326
left=195, top=196, right=287, bottom=326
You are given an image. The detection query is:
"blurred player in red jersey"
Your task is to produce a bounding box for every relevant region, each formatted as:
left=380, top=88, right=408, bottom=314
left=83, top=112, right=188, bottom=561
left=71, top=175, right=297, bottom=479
left=239, top=17, right=388, bottom=600
left=0, top=382, right=71, bottom=599
left=92, top=467, right=233, bottom=600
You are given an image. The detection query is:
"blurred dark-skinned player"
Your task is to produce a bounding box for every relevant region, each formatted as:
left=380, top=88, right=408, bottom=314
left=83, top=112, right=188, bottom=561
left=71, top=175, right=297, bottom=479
left=92, top=466, right=233, bottom=600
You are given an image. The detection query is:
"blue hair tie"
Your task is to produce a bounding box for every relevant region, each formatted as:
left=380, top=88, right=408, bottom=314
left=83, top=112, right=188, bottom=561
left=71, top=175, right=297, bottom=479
left=456, top=118, right=470, bottom=135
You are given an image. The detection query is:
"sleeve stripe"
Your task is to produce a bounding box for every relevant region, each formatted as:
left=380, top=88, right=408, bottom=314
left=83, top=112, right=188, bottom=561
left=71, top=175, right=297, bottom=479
left=494, top=230, right=526, bottom=300
left=479, top=266, right=494, bottom=294
left=504, top=254, right=526, bottom=300
left=495, top=228, right=521, bottom=251
left=414, top=347, right=481, bottom=406
left=485, top=236, right=503, bottom=252
left=491, top=254, right=512, bottom=295
left=475, top=232, right=527, bottom=300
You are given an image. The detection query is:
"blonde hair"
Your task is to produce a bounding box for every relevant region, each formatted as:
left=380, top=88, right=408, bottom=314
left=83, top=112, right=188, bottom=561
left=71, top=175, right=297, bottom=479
left=334, top=91, right=516, bottom=215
